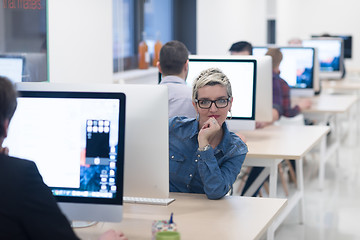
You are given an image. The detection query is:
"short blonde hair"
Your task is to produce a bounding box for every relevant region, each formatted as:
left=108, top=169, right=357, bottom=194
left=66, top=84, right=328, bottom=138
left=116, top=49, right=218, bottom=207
left=266, top=48, right=283, bottom=70
left=192, top=67, right=232, bottom=101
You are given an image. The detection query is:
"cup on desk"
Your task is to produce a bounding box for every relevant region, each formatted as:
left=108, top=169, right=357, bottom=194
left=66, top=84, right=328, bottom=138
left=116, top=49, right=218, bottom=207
left=156, top=231, right=181, bottom=240
left=152, top=220, right=178, bottom=240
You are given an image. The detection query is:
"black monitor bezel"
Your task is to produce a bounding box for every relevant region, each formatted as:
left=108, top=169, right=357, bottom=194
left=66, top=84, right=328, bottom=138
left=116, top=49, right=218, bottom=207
left=187, top=58, right=257, bottom=121
left=253, top=46, right=316, bottom=89
left=17, top=90, right=126, bottom=205
left=312, top=35, right=352, bottom=59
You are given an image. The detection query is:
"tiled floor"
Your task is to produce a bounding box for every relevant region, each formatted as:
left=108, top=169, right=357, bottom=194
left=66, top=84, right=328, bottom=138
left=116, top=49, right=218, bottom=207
left=275, top=114, right=360, bottom=239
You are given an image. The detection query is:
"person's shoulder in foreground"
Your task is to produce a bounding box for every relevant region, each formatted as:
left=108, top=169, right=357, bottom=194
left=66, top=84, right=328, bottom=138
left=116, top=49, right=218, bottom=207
left=0, top=154, right=81, bottom=240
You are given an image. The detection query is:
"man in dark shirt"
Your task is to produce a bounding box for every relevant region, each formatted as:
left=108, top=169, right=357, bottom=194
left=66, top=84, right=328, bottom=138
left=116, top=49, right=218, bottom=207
left=0, top=76, right=127, bottom=240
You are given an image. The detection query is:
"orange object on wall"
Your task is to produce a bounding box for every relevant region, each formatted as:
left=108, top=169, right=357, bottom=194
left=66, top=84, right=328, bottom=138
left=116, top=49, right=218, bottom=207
left=152, top=39, right=162, bottom=67
left=138, top=35, right=149, bottom=69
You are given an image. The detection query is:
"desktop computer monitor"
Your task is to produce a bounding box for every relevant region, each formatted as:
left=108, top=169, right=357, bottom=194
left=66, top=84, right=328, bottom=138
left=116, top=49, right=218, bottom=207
left=14, top=82, right=169, bottom=200
left=22, top=53, right=47, bottom=82
left=253, top=46, right=319, bottom=96
left=302, top=38, right=344, bottom=79
left=4, top=88, right=126, bottom=222
left=187, top=55, right=256, bottom=131
left=225, top=55, right=273, bottom=122
left=312, top=35, right=352, bottom=59
left=0, top=55, right=25, bottom=83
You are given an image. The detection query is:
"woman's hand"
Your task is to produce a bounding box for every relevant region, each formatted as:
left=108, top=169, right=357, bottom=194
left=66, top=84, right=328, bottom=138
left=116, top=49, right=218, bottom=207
left=99, top=230, right=127, bottom=240
left=198, top=117, right=221, bottom=148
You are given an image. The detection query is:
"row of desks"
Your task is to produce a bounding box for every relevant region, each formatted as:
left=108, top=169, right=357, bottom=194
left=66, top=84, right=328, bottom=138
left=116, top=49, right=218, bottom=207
left=75, top=193, right=287, bottom=240
left=76, top=85, right=358, bottom=240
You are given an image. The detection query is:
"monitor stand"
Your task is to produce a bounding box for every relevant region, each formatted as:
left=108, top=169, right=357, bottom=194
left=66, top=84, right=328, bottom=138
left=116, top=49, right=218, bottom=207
left=71, top=221, right=98, bottom=228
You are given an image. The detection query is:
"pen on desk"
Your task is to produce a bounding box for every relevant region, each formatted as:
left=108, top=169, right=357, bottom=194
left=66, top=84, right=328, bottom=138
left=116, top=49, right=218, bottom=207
left=169, top=212, right=173, bottom=224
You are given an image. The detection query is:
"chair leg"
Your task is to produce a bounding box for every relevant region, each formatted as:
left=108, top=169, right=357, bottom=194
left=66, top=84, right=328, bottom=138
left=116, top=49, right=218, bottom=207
left=286, top=159, right=297, bottom=187
left=278, top=163, right=289, bottom=196
left=263, top=181, right=269, bottom=196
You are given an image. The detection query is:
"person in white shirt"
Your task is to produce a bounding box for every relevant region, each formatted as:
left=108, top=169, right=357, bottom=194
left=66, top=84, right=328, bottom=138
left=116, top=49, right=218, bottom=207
left=158, top=40, right=196, bottom=119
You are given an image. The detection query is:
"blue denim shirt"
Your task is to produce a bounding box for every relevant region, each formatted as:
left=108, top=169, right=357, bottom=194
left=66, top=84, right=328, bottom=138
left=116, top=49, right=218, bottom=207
left=169, top=116, right=248, bottom=199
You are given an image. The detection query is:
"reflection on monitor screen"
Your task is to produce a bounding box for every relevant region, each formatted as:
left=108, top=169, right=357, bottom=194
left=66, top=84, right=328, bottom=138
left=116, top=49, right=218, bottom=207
left=188, top=56, right=256, bottom=131
left=253, top=47, right=318, bottom=96
left=0, top=55, right=25, bottom=83
left=302, top=38, right=344, bottom=79
left=4, top=90, right=126, bottom=223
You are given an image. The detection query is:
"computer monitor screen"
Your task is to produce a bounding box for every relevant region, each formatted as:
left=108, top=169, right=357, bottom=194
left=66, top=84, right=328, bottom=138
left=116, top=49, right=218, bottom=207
left=0, top=55, right=25, bottom=83
left=14, top=82, right=170, bottom=201
left=187, top=56, right=256, bottom=131
left=312, top=35, right=352, bottom=59
left=4, top=89, right=126, bottom=222
left=302, top=38, right=344, bottom=79
left=253, top=46, right=318, bottom=96
left=223, top=55, right=272, bottom=122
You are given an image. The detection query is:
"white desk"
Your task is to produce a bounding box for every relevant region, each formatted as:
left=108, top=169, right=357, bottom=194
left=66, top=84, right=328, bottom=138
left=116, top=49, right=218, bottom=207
left=241, top=125, right=330, bottom=240
left=74, top=193, right=287, bottom=240
left=322, top=80, right=360, bottom=134
left=322, top=79, right=360, bottom=92
left=301, top=94, right=358, bottom=179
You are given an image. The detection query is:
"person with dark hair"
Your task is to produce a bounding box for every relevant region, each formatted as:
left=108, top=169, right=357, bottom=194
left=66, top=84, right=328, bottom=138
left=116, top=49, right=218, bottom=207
left=267, top=48, right=311, bottom=117
left=0, top=76, right=127, bottom=240
left=229, top=41, right=253, bottom=55
left=158, top=40, right=196, bottom=118
left=242, top=48, right=312, bottom=197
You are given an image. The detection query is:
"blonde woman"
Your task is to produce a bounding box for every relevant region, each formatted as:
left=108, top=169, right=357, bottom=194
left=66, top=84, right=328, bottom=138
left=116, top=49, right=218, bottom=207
left=169, top=68, right=248, bottom=200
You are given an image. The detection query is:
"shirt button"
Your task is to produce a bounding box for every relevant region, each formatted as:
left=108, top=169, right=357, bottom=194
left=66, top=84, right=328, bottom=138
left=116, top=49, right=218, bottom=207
left=197, top=154, right=200, bottom=158
left=189, top=174, right=193, bottom=178
left=171, top=155, right=174, bottom=159
left=195, top=159, right=198, bottom=163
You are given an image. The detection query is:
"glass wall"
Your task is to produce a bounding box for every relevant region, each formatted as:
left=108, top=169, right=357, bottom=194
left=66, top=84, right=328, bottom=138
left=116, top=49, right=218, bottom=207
left=0, top=0, right=47, bottom=82
left=113, top=0, right=173, bottom=72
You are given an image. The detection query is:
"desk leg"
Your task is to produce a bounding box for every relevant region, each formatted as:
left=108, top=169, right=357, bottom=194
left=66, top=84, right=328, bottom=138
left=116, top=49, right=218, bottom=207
left=269, top=160, right=279, bottom=198
left=319, top=134, right=327, bottom=190
left=296, top=158, right=305, bottom=224
left=334, top=114, right=340, bottom=166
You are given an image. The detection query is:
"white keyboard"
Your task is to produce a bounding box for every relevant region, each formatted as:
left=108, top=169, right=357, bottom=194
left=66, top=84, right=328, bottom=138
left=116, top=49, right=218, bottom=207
left=123, top=196, right=175, bottom=206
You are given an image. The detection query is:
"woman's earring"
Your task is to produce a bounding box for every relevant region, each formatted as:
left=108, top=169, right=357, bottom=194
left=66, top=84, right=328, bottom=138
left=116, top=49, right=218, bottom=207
left=196, top=113, right=200, bottom=122
left=229, top=110, right=232, bottom=120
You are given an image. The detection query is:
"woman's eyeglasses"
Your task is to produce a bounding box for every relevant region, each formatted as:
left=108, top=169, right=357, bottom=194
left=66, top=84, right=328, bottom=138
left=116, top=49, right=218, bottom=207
left=195, top=98, right=230, bottom=109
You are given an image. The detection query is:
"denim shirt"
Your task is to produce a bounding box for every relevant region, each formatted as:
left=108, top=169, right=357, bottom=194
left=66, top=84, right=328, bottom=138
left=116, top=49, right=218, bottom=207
left=169, top=116, right=248, bottom=199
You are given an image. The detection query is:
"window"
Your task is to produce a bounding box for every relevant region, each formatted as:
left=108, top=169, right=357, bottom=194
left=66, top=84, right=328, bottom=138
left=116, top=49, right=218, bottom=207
left=113, top=0, right=173, bottom=72
left=0, top=0, right=47, bottom=82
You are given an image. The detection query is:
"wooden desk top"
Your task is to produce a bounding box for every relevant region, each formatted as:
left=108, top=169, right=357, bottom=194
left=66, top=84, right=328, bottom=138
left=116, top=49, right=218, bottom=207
left=301, top=94, right=358, bottom=113
left=241, top=125, right=330, bottom=160
left=74, top=193, right=287, bottom=240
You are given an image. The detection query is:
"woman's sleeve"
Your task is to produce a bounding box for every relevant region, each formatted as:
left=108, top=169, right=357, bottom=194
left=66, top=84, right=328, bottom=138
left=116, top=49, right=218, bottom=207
left=196, top=145, right=247, bottom=200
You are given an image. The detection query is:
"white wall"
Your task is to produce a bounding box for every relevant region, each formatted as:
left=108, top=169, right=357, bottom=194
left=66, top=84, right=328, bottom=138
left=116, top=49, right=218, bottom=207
left=197, top=0, right=267, bottom=55
left=277, top=0, right=360, bottom=71
left=48, top=0, right=113, bottom=83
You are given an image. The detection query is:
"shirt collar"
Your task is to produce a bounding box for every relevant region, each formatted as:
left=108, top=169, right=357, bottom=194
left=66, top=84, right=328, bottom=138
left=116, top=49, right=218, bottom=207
left=216, top=122, right=230, bottom=151
left=160, top=75, right=187, bottom=85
